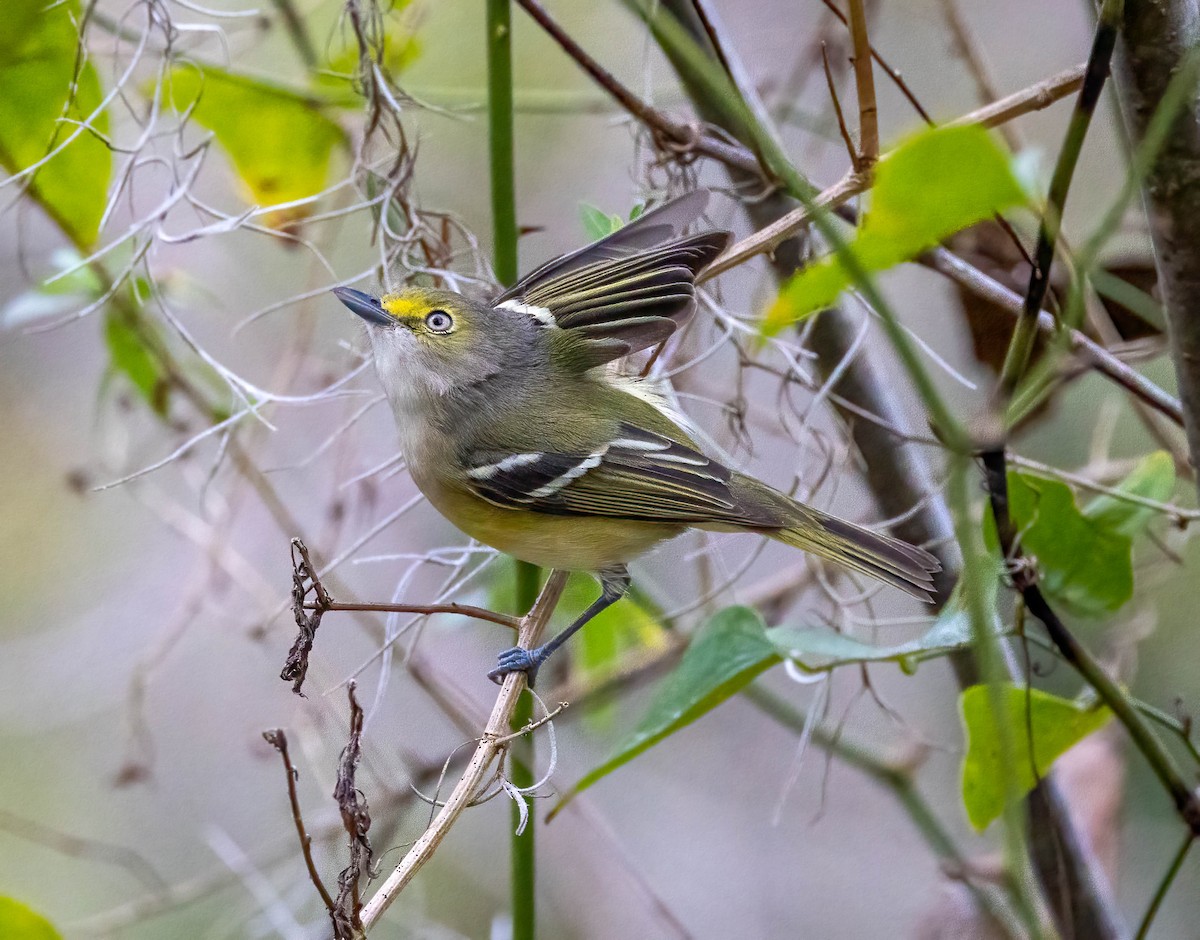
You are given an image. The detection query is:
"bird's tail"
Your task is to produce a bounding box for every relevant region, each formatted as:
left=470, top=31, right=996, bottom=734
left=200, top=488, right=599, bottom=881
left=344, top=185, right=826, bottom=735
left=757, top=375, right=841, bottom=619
left=767, top=504, right=941, bottom=602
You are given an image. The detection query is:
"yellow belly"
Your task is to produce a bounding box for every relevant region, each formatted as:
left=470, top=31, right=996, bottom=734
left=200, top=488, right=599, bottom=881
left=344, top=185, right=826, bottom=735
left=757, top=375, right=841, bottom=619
left=415, top=471, right=681, bottom=571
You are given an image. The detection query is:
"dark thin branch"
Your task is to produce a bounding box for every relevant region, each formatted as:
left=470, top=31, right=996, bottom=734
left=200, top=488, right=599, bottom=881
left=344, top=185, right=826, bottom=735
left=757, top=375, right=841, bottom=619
left=998, top=0, right=1122, bottom=399
left=821, top=44, right=861, bottom=171
left=262, top=729, right=339, bottom=922
left=981, top=448, right=1200, bottom=839
left=281, top=537, right=519, bottom=695
left=515, top=0, right=765, bottom=177
left=1134, top=832, right=1194, bottom=940
left=304, top=601, right=519, bottom=629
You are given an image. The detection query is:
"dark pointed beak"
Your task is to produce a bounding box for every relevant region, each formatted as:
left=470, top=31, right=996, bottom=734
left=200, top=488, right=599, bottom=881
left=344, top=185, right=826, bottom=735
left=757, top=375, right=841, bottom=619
left=333, top=286, right=392, bottom=326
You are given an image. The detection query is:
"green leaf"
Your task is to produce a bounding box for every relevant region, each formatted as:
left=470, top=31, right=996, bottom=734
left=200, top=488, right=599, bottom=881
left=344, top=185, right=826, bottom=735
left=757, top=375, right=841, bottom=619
left=960, top=684, right=1111, bottom=830
left=104, top=309, right=171, bottom=416
left=160, top=66, right=345, bottom=228
left=987, top=471, right=1133, bottom=618
left=0, top=897, right=62, bottom=940
left=765, top=124, right=1027, bottom=332
left=551, top=606, right=780, bottom=817
left=0, top=0, right=112, bottom=247
left=1083, top=451, right=1175, bottom=538
left=767, top=602, right=979, bottom=675
left=579, top=203, right=625, bottom=241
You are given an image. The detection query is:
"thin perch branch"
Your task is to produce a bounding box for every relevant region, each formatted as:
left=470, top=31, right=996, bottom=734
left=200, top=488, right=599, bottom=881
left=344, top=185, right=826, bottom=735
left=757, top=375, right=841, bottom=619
left=357, top=571, right=569, bottom=930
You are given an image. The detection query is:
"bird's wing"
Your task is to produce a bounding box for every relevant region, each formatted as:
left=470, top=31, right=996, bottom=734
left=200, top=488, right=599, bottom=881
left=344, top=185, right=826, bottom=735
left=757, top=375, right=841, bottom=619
left=462, top=423, right=774, bottom=526
left=497, top=190, right=712, bottom=301
left=494, top=191, right=730, bottom=369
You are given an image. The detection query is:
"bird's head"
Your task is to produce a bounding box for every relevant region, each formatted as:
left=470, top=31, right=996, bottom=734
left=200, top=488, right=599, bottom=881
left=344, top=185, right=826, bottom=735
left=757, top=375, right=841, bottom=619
left=333, top=285, right=535, bottom=404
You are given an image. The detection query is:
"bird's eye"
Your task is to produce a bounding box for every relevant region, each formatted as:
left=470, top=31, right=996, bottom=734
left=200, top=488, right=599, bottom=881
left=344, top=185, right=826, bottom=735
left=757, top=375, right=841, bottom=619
left=425, top=310, right=453, bottom=333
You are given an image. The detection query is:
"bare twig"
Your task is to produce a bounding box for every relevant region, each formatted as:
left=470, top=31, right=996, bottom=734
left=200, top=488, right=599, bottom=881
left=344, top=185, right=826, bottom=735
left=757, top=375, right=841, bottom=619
left=821, top=45, right=861, bottom=171
left=513, top=0, right=764, bottom=178
left=944, top=63, right=1085, bottom=131
left=700, top=172, right=865, bottom=280
left=846, top=0, right=878, bottom=166
left=815, top=0, right=933, bottom=124
left=261, top=729, right=339, bottom=925
left=306, top=600, right=519, bottom=629
left=495, top=702, right=569, bottom=745
left=357, top=571, right=569, bottom=929
left=981, top=449, right=1200, bottom=839
left=282, top=538, right=520, bottom=694
left=1008, top=453, right=1200, bottom=526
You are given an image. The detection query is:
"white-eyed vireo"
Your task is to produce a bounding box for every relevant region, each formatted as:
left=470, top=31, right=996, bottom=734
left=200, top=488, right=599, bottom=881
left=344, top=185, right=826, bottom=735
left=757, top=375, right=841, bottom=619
left=333, top=189, right=938, bottom=684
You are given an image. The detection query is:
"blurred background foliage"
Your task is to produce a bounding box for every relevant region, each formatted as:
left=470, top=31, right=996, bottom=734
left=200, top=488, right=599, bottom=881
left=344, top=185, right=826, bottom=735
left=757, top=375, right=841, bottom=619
left=1, top=0, right=1198, bottom=937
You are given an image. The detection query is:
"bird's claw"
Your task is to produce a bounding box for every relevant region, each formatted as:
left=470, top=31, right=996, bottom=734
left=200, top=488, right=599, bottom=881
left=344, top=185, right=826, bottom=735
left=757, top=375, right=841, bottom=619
left=488, top=646, right=543, bottom=687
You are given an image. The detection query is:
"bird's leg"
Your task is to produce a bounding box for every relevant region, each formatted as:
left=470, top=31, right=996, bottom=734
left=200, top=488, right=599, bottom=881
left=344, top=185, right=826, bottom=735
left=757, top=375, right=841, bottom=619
left=488, top=566, right=631, bottom=687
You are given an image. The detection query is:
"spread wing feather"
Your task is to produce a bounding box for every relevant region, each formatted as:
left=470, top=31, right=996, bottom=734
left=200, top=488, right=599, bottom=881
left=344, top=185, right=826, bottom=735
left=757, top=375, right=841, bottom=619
left=496, top=189, right=713, bottom=302
left=494, top=189, right=731, bottom=369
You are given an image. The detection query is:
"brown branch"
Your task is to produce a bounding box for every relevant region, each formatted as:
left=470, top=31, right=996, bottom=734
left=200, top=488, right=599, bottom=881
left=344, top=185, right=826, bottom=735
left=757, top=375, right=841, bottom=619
left=514, top=0, right=764, bottom=178
left=846, top=0, right=879, bottom=166
left=357, top=571, right=569, bottom=929
left=281, top=537, right=520, bottom=695
left=494, top=702, right=570, bottom=745
left=307, top=601, right=519, bottom=630
left=812, top=0, right=933, bottom=124
left=700, top=171, right=866, bottom=280
left=944, top=63, right=1085, bottom=132
left=262, top=729, right=339, bottom=924
left=822, top=44, right=862, bottom=171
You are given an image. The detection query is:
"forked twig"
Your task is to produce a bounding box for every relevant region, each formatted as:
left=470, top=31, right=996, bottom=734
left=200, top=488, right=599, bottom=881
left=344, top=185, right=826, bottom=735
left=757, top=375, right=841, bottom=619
left=357, top=571, right=569, bottom=929
left=281, top=537, right=521, bottom=694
